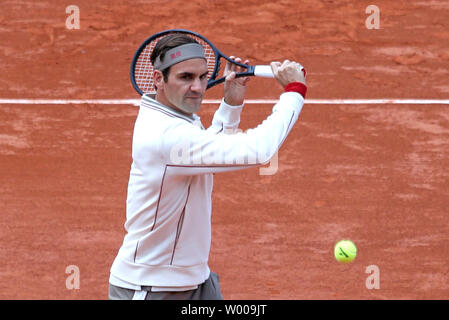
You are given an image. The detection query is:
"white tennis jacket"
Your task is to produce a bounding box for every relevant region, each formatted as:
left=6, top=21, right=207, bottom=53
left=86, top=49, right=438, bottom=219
left=110, top=91, right=304, bottom=289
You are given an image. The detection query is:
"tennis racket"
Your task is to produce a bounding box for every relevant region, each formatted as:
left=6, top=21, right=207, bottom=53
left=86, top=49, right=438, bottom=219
left=130, top=29, right=276, bottom=96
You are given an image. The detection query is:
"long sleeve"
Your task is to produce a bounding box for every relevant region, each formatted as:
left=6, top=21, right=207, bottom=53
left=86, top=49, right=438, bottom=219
left=161, top=92, right=304, bottom=175
left=205, top=98, right=244, bottom=135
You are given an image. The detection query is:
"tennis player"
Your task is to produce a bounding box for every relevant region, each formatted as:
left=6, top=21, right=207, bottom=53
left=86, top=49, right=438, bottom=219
left=109, top=34, right=307, bottom=300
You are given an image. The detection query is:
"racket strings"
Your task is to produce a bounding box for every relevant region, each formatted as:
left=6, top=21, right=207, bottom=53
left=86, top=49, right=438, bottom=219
left=133, top=33, right=218, bottom=95
left=134, top=44, right=156, bottom=94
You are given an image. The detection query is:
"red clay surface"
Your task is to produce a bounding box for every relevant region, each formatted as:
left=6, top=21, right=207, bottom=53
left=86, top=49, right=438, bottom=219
left=1, top=0, right=449, bottom=299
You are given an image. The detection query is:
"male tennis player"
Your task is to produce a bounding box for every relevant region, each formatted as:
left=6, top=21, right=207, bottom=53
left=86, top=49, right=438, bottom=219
left=109, top=34, right=307, bottom=300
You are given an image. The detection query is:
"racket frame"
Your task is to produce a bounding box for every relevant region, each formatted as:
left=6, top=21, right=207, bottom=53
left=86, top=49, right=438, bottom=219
left=130, top=28, right=257, bottom=95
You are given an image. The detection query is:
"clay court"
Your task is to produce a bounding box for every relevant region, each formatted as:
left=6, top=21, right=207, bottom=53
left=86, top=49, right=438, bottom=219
left=1, top=0, right=449, bottom=299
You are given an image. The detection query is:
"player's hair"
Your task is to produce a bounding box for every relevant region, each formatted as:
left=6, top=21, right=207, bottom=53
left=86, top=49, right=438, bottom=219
left=151, top=34, right=199, bottom=83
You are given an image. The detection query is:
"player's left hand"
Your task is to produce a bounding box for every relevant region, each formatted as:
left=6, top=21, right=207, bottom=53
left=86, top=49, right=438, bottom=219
left=223, top=56, right=250, bottom=106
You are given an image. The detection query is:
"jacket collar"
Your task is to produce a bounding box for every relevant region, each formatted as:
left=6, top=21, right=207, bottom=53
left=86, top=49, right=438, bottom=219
left=141, top=94, right=201, bottom=124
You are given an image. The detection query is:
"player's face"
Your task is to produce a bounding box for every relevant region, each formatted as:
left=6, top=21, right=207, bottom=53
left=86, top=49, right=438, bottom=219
left=156, top=58, right=209, bottom=115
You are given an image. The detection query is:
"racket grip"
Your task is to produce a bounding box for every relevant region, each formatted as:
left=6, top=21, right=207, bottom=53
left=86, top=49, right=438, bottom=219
left=253, top=65, right=274, bottom=78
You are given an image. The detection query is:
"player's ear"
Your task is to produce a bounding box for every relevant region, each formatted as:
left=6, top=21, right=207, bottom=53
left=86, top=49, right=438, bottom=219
left=154, top=70, right=164, bottom=91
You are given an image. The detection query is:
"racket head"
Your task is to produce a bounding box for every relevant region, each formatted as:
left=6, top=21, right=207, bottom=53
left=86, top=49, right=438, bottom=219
left=130, top=29, right=221, bottom=96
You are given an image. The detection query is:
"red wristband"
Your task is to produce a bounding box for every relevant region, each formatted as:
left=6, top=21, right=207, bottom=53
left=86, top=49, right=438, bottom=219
left=284, top=82, right=307, bottom=98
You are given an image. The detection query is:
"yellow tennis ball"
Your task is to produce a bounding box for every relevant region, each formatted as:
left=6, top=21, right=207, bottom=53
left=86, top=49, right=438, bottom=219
left=334, top=240, right=357, bottom=263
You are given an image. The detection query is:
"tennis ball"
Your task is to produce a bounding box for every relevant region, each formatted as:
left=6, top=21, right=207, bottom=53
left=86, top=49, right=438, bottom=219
left=334, top=240, right=357, bottom=263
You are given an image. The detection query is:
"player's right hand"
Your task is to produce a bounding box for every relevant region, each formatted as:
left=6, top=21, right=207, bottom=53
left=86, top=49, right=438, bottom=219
left=271, top=60, right=306, bottom=87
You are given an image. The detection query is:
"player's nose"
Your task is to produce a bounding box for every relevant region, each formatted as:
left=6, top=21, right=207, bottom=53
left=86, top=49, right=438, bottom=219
left=190, top=77, right=204, bottom=92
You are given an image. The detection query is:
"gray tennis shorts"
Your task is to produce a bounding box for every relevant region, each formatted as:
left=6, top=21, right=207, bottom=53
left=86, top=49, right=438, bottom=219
left=108, top=272, right=223, bottom=300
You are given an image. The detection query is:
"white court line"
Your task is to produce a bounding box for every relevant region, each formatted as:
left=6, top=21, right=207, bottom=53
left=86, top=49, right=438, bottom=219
left=0, top=99, right=449, bottom=105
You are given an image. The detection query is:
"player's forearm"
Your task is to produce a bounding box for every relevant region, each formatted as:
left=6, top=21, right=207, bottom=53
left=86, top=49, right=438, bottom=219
left=162, top=91, right=304, bottom=176
left=205, top=98, right=244, bottom=134
left=241, top=91, right=304, bottom=164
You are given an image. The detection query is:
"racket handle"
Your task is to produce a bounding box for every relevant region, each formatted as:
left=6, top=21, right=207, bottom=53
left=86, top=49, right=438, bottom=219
left=253, top=65, right=274, bottom=78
